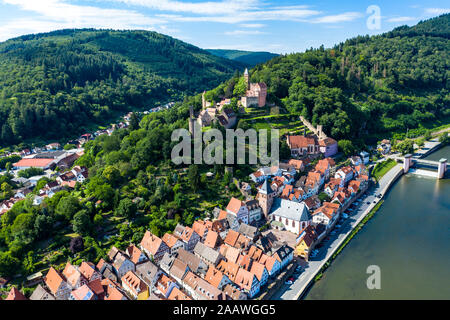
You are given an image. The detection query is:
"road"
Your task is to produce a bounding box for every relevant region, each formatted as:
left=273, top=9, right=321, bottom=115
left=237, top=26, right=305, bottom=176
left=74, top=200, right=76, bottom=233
left=272, top=164, right=404, bottom=300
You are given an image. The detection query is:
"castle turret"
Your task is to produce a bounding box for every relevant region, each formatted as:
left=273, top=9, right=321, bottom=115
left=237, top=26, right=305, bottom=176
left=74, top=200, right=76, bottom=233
left=244, top=68, right=249, bottom=90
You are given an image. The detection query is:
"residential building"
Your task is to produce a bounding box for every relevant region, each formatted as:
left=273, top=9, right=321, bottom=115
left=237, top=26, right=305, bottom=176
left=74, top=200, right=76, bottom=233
left=140, top=230, right=170, bottom=262
left=234, top=268, right=260, bottom=298
left=112, top=252, right=135, bottom=279
left=226, top=197, right=249, bottom=225
left=162, top=233, right=185, bottom=254
left=121, top=271, right=149, bottom=300
left=179, top=226, right=201, bottom=251
left=193, top=242, right=224, bottom=266
left=44, top=267, right=71, bottom=300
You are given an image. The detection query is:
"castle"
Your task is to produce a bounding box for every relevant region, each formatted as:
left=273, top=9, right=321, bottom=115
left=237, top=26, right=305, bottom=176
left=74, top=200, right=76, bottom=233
left=240, top=68, right=267, bottom=108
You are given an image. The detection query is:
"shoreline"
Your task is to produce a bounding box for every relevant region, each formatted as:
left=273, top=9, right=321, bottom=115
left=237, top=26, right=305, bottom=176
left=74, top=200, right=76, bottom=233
left=275, top=163, right=404, bottom=300
left=293, top=143, right=448, bottom=300
left=297, top=166, right=403, bottom=300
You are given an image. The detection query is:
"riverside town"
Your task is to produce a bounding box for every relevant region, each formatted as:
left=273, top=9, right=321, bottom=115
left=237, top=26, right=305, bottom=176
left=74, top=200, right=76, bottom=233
left=0, top=1, right=448, bottom=307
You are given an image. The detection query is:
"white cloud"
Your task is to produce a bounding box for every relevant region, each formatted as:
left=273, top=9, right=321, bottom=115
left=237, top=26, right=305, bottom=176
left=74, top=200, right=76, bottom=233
left=0, top=0, right=169, bottom=41
left=110, top=0, right=259, bottom=15
left=239, top=23, right=265, bottom=28
left=160, top=8, right=321, bottom=24
left=311, top=12, right=363, bottom=24
left=424, top=8, right=450, bottom=15
left=224, top=29, right=266, bottom=36
left=386, top=16, right=417, bottom=23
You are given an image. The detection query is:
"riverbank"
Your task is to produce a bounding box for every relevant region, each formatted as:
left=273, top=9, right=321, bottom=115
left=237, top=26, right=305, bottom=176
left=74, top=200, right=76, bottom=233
left=273, top=163, right=404, bottom=300
left=304, top=145, right=450, bottom=299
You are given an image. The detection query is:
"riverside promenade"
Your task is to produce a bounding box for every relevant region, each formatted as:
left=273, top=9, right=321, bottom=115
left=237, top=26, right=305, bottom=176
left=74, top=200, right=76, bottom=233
left=272, top=164, right=404, bottom=300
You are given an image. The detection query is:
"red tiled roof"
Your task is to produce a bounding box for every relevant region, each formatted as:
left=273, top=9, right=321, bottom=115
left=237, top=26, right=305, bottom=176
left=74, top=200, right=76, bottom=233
left=226, top=197, right=244, bottom=215
left=45, top=267, right=66, bottom=296
left=5, top=287, right=27, bottom=300
left=287, top=136, right=316, bottom=149
left=14, top=158, right=54, bottom=168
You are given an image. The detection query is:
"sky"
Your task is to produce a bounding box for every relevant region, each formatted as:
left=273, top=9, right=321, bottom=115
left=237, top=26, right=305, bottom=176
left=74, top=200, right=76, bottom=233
left=0, top=0, right=448, bottom=53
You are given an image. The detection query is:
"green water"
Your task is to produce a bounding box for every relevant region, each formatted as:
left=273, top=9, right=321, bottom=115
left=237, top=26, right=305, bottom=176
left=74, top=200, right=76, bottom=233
left=305, top=146, right=450, bottom=300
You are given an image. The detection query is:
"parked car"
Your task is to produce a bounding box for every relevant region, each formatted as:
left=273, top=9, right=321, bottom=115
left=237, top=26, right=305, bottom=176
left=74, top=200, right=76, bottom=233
left=285, top=280, right=293, bottom=285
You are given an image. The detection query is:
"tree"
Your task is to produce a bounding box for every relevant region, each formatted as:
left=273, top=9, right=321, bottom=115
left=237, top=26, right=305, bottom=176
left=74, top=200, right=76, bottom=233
left=72, top=210, right=92, bottom=235
left=34, top=214, right=53, bottom=239
left=395, top=139, right=414, bottom=155
left=338, top=139, right=356, bottom=156
left=70, top=236, right=84, bottom=254
left=116, top=198, right=137, bottom=219
left=416, top=137, right=425, bottom=148
left=0, top=251, right=20, bottom=277
left=439, top=132, right=449, bottom=145
left=64, top=144, right=76, bottom=150
left=129, top=112, right=140, bottom=131
left=187, top=165, right=200, bottom=192
left=55, top=196, right=80, bottom=221
left=279, top=140, right=291, bottom=160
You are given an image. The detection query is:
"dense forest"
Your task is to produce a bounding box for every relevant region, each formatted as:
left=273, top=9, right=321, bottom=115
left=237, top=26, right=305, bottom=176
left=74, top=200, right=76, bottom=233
left=241, top=14, right=449, bottom=143
left=0, top=29, right=243, bottom=148
left=207, top=49, right=278, bottom=67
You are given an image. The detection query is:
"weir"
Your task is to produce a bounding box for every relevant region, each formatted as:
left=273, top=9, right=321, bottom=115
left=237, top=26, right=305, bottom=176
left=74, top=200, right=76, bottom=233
left=395, top=155, right=448, bottom=179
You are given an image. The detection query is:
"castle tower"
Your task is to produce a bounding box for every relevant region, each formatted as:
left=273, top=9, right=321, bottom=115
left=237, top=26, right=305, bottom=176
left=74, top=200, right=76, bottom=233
left=202, top=91, right=206, bottom=109
left=244, top=68, right=249, bottom=90
left=257, top=179, right=275, bottom=219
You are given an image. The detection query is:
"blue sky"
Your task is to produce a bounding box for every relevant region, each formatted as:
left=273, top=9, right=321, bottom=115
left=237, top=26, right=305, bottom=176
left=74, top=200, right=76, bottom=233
left=0, top=0, right=448, bottom=53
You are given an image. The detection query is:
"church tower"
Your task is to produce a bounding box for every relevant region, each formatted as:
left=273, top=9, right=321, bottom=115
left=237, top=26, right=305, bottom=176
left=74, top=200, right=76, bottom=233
left=244, top=68, right=249, bottom=90
left=257, top=178, right=275, bottom=219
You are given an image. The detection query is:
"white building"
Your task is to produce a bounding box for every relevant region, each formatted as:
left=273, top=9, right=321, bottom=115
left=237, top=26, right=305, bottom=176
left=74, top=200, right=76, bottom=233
left=269, top=198, right=311, bottom=234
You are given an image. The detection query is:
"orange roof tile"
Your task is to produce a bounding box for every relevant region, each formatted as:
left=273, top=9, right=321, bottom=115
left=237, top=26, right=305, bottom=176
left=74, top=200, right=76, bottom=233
left=168, top=287, right=191, bottom=300
left=45, top=267, right=66, bottom=296
left=140, top=231, right=164, bottom=256
left=14, top=158, right=54, bottom=168
left=226, top=197, right=244, bottom=215
left=204, top=230, right=220, bottom=248
left=5, top=287, right=27, bottom=300
left=224, top=230, right=240, bottom=247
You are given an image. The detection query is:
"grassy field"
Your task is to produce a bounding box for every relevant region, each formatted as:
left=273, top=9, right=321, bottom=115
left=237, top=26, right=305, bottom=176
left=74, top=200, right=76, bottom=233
left=372, top=159, right=397, bottom=182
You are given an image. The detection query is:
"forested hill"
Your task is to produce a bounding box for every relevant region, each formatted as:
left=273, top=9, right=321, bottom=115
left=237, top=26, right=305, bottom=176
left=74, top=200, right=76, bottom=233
left=0, top=29, right=243, bottom=148
left=206, top=49, right=278, bottom=67
left=240, top=14, right=449, bottom=144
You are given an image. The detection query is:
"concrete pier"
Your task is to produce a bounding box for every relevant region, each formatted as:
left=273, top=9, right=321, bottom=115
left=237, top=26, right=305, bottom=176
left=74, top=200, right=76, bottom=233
left=438, top=158, right=447, bottom=179
left=403, top=154, right=412, bottom=173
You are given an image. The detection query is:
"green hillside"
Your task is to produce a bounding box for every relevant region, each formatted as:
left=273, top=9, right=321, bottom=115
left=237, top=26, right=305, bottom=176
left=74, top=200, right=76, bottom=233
left=0, top=29, right=242, bottom=147
left=207, top=49, right=278, bottom=67
left=240, top=14, right=450, bottom=144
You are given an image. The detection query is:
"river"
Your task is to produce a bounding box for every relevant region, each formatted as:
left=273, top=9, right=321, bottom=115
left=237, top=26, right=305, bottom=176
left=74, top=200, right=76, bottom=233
left=304, top=145, right=450, bottom=300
